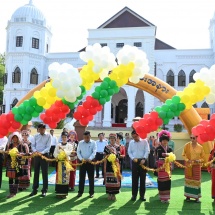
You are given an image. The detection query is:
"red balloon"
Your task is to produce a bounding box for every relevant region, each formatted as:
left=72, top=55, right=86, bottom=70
left=83, top=101, right=91, bottom=109
left=43, top=117, right=51, bottom=124
left=143, top=113, right=150, bottom=119
left=52, top=107, right=59, bottom=115
left=209, top=119, right=215, bottom=127
left=146, top=117, right=154, bottom=126
left=11, top=121, right=21, bottom=129
left=136, top=126, right=145, bottom=134
left=88, top=115, right=94, bottom=121
left=61, top=105, right=70, bottom=114
left=77, top=105, right=84, bottom=113
left=197, top=136, right=204, bottom=144
left=1, top=114, right=7, bottom=124
left=55, top=100, right=63, bottom=107
left=196, top=125, right=205, bottom=134
left=9, top=126, right=17, bottom=133
left=200, top=120, right=209, bottom=127
left=46, top=109, right=53, bottom=117
left=96, top=105, right=103, bottom=111
left=199, top=133, right=208, bottom=142
left=49, top=122, right=57, bottom=129
left=6, top=112, right=14, bottom=122
left=82, top=109, right=90, bottom=118
left=139, top=119, right=147, bottom=126
left=151, top=124, right=158, bottom=131
left=208, top=133, right=215, bottom=141
left=150, top=111, right=159, bottom=119
left=191, top=127, right=198, bottom=136
left=211, top=114, right=215, bottom=119
left=132, top=121, right=139, bottom=129
left=73, top=112, right=82, bottom=120
left=89, top=108, right=97, bottom=115
left=40, top=113, right=46, bottom=121
left=58, top=112, right=66, bottom=119
left=79, top=118, right=89, bottom=126
left=52, top=115, right=60, bottom=123
left=156, top=118, right=163, bottom=126
left=86, top=96, right=93, bottom=102
left=205, top=125, right=215, bottom=134
left=0, top=128, right=8, bottom=136
left=4, top=121, right=11, bottom=129
left=139, top=132, right=147, bottom=139
left=91, top=99, right=99, bottom=108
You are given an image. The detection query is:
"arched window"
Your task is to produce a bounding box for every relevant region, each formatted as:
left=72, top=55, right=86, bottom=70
left=116, top=99, right=127, bottom=123
left=12, top=67, right=21, bottom=83
left=135, top=102, right=143, bottom=117
left=201, top=102, right=209, bottom=108
left=30, top=68, right=38, bottom=84
left=178, top=70, right=186, bottom=86
left=10, top=98, right=18, bottom=109
left=189, top=70, right=196, bottom=83
left=166, top=70, right=174, bottom=86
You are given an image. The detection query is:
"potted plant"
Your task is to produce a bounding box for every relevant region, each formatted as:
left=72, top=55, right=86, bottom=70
left=174, top=123, right=183, bottom=132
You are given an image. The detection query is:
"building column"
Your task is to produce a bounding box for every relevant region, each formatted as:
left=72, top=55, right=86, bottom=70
left=174, top=75, right=178, bottom=87
left=102, top=101, right=112, bottom=127
left=95, top=111, right=102, bottom=127
left=144, top=92, right=154, bottom=114
left=125, top=86, right=137, bottom=127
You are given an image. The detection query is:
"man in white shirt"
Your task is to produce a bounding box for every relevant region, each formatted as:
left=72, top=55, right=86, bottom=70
left=128, top=130, right=149, bottom=201
left=49, top=129, right=58, bottom=166
left=27, top=129, right=34, bottom=143
left=77, top=131, right=96, bottom=198
left=0, top=136, right=8, bottom=188
left=95, top=133, right=107, bottom=178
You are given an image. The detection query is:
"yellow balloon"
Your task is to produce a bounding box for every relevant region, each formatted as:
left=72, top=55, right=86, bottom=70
left=45, top=82, right=52, bottom=88
left=181, top=94, right=190, bottom=103
left=183, top=87, right=193, bottom=95
left=46, top=96, right=56, bottom=104
left=37, top=97, right=46, bottom=106
left=185, top=102, right=193, bottom=110
left=40, top=88, right=48, bottom=97
left=48, top=88, right=56, bottom=97
left=193, top=86, right=201, bottom=94
left=202, top=86, right=210, bottom=95
left=190, top=94, right=198, bottom=103
left=43, top=103, right=51, bottom=109
left=33, top=91, right=41, bottom=99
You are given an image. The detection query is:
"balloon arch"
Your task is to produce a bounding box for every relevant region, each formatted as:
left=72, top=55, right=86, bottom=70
left=1, top=44, right=215, bottom=156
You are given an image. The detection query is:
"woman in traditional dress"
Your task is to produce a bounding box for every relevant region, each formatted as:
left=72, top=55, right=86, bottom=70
left=182, top=133, right=205, bottom=203
left=54, top=132, right=73, bottom=198
left=18, top=130, right=31, bottom=191
left=5, top=132, right=26, bottom=198
left=116, top=133, right=126, bottom=174
left=67, top=130, right=78, bottom=191
left=104, top=133, right=121, bottom=201
left=208, top=144, right=215, bottom=203
left=155, top=130, right=173, bottom=203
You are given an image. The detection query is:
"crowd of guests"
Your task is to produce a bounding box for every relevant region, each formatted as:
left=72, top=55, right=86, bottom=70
left=0, top=125, right=214, bottom=204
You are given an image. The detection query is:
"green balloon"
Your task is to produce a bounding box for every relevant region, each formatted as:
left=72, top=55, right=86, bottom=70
left=23, top=100, right=30, bottom=107
left=163, top=118, right=169, bottom=125
left=62, top=98, right=69, bottom=105
left=172, top=96, right=181, bottom=104
left=107, top=89, right=114, bottom=96
left=21, top=120, right=28, bottom=125
left=23, top=114, right=32, bottom=121
left=77, top=94, right=83, bottom=100
left=80, top=86, right=86, bottom=94
left=26, top=106, right=35, bottom=114
left=106, top=96, right=111, bottom=102
left=167, top=111, right=174, bottom=119
left=29, top=97, right=37, bottom=106
left=109, top=80, right=117, bottom=88
left=113, top=86, right=120, bottom=94
left=169, top=103, right=177, bottom=112
left=92, top=92, right=100, bottom=99
left=161, top=104, right=169, bottom=112
left=68, top=103, right=75, bottom=109
left=103, top=77, right=111, bottom=83
left=14, top=114, right=23, bottom=122
left=99, top=98, right=106, bottom=105
left=100, top=90, right=108, bottom=98
left=174, top=110, right=181, bottom=117
left=158, top=111, right=166, bottom=119
left=177, top=103, right=186, bottom=111
left=18, top=105, right=26, bottom=114
left=95, top=86, right=102, bottom=93
left=32, top=111, right=40, bottom=117
left=155, top=106, right=162, bottom=112
left=12, top=107, right=19, bottom=114
left=101, top=82, right=109, bottom=90
left=165, top=99, right=172, bottom=106
left=35, top=105, right=43, bottom=113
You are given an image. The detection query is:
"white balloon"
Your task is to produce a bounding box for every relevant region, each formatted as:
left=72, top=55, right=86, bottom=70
left=74, top=87, right=81, bottom=97
left=206, top=93, right=215, bottom=104
left=52, top=79, right=61, bottom=89
left=129, top=76, right=140, bottom=84
left=58, top=72, right=68, bottom=80
left=71, top=77, right=81, bottom=87
left=49, top=69, right=59, bottom=79
left=102, top=46, right=110, bottom=54
left=93, top=65, right=101, bottom=73
left=56, top=90, right=65, bottom=98
left=133, top=67, right=141, bottom=76
left=193, top=72, right=200, bottom=81
left=121, top=56, right=130, bottom=65
left=86, top=45, right=93, bottom=52
left=66, top=90, right=75, bottom=99
left=61, top=81, right=71, bottom=91
left=65, top=96, right=76, bottom=103
left=79, top=52, right=87, bottom=62
left=48, top=62, right=60, bottom=72
left=99, top=69, right=109, bottom=80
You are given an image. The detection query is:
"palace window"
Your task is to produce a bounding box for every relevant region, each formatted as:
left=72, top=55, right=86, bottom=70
left=189, top=70, right=196, bottom=83
left=100, top=43, right=107, bottom=47
left=116, top=43, right=124, bottom=48
left=166, top=70, right=174, bottom=86
left=178, top=70, right=186, bottom=86
left=12, top=67, right=21, bottom=83
left=16, top=36, right=23, bottom=47
left=32, top=38, right=39, bottom=49
left=134, top=42, right=142, bottom=47
left=3, top=73, right=8, bottom=85
left=30, top=68, right=38, bottom=85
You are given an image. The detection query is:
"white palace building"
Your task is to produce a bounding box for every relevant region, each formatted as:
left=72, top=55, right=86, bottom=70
left=2, top=0, right=215, bottom=130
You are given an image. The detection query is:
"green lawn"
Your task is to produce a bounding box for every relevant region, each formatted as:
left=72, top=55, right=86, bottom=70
left=0, top=167, right=214, bottom=215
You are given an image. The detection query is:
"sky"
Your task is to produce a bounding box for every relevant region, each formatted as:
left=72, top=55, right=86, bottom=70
left=0, top=0, right=215, bottom=53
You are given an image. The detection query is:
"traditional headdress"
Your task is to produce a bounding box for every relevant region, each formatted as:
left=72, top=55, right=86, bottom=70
left=109, top=133, right=117, bottom=138
left=21, top=130, right=30, bottom=136
left=10, top=131, right=22, bottom=143
left=68, top=130, right=78, bottom=141
left=158, top=130, right=171, bottom=142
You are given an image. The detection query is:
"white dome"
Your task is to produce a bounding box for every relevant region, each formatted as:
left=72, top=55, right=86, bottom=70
left=11, top=0, right=46, bottom=26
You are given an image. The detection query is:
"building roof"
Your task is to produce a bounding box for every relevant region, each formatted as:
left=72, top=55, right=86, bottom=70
left=155, top=38, right=175, bottom=50
left=11, top=0, right=46, bottom=25
left=98, top=7, right=155, bottom=28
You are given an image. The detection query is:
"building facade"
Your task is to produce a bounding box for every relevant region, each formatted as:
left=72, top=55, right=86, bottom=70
left=2, top=0, right=215, bottom=130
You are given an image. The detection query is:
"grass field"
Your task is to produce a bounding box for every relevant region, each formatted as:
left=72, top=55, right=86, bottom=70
left=0, top=167, right=214, bottom=215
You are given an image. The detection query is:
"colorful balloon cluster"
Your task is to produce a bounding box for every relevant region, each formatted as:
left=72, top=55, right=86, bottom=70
left=40, top=100, right=70, bottom=129
left=73, top=96, right=103, bottom=126
left=154, top=96, right=186, bottom=125
left=193, top=65, right=215, bottom=104
left=132, top=111, right=163, bottom=139
left=49, top=63, right=82, bottom=103
left=12, top=97, right=43, bottom=125
left=0, top=112, right=21, bottom=137
left=192, top=114, right=215, bottom=144
left=92, top=77, right=119, bottom=105
left=33, top=82, right=59, bottom=110
left=177, top=80, right=210, bottom=109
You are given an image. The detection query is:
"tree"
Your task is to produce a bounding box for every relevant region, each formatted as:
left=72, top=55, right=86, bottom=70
left=0, top=53, right=5, bottom=105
